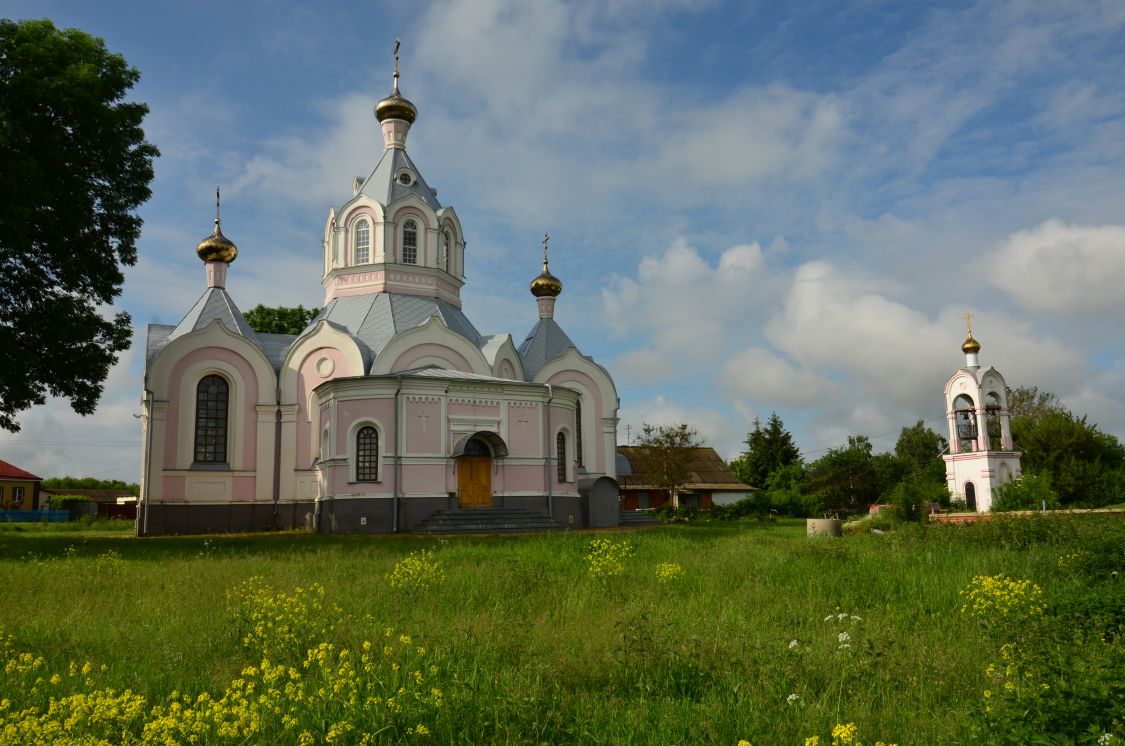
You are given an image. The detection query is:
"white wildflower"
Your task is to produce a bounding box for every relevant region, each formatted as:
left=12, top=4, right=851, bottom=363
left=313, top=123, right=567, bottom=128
left=823, top=615, right=834, bottom=622
left=850, top=615, right=863, bottom=622
left=788, top=640, right=799, bottom=650
left=787, top=693, right=800, bottom=704
left=838, top=632, right=851, bottom=643
left=837, top=612, right=848, bottom=621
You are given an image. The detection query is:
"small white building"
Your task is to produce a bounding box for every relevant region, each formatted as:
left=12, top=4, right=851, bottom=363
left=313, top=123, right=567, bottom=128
left=941, top=321, right=1021, bottom=511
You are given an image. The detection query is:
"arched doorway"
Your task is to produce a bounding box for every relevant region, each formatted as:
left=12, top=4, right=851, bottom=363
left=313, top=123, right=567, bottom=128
left=452, top=433, right=508, bottom=509
left=965, top=482, right=977, bottom=512
left=456, top=438, right=491, bottom=508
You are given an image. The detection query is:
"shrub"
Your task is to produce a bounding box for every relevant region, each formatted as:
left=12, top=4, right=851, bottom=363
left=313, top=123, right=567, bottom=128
left=992, top=473, right=1059, bottom=512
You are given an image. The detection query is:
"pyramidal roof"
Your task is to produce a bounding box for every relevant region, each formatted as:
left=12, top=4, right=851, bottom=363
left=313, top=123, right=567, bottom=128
left=167, top=287, right=259, bottom=344
left=353, top=147, right=441, bottom=211
left=518, top=318, right=578, bottom=380
left=314, top=293, right=482, bottom=370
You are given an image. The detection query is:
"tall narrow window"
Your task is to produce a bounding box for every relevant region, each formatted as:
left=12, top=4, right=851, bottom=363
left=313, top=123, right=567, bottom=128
left=556, top=432, right=567, bottom=482
left=355, top=220, right=370, bottom=264
left=194, top=375, right=229, bottom=464
left=356, top=426, right=379, bottom=481
left=575, top=400, right=584, bottom=468
left=402, top=219, right=418, bottom=264
left=441, top=230, right=452, bottom=271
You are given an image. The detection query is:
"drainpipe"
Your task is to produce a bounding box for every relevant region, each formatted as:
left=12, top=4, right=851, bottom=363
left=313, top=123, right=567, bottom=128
left=140, top=388, right=154, bottom=537
left=272, top=390, right=282, bottom=529
left=544, top=384, right=553, bottom=517
left=393, top=374, right=404, bottom=532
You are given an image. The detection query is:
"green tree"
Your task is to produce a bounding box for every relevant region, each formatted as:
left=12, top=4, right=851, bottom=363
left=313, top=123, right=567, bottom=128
left=243, top=304, right=320, bottom=335
left=629, top=423, right=703, bottom=509
left=41, top=476, right=139, bottom=494
left=894, top=419, right=948, bottom=488
left=1012, top=410, right=1125, bottom=507
left=0, top=19, right=157, bottom=432
left=1007, top=385, right=1066, bottom=422
left=731, top=412, right=802, bottom=489
left=805, top=435, right=878, bottom=514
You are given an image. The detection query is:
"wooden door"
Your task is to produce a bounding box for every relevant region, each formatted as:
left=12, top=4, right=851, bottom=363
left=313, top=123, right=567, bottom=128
left=458, top=456, right=492, bottom=508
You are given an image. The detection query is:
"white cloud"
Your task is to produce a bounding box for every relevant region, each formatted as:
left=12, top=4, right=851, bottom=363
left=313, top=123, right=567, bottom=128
left=617, top=395, right=744, bottom=459
left=988, top=219, right=1125, bottom=313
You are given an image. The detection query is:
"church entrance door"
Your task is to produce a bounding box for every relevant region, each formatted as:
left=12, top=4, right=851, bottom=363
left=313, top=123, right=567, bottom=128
left=458, top=457, right=491, bottom=507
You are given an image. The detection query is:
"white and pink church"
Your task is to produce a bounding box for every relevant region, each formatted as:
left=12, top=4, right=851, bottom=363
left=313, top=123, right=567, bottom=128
left=941, top=321, right=1022, bottom=512
left=137, top=65, right=620, bottom=535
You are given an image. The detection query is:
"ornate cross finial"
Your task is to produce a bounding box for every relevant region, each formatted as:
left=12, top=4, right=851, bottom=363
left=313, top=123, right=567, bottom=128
left=542, top=231, right=550, bottom=265
left=215, top=186, right=221, bottom=227
left=963, top=310, right=974, bottom=334
left=393, top=38, right=401, bottom=93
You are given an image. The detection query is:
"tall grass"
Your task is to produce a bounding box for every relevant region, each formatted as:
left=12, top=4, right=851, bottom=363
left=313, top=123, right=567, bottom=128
left=0, top=516, right=1121, bottom=744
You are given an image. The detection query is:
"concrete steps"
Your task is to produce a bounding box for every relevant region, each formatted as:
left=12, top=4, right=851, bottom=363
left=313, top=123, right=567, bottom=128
left=416, top=507, right=566, bottom=534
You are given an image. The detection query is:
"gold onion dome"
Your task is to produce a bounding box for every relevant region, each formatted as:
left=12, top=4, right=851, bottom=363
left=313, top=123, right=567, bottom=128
left=375, top=39, right=416, bottom=124
left=962, top=332, right=981, bottom=354
left=196, top=189, right=237, bottom=263
left=530, top=263, right=563, bottom=298
left=375, top=90, right=417, bottom=124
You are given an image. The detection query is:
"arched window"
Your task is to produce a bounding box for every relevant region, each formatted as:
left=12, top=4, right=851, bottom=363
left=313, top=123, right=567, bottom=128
left=194, top=375, right=228, bottom=464
left=356, top=426, right=379, bottom=481
left=575, top=400, right=584, bottom=468
left=354, top=220, right=370, bottom=264
left=556, top=431, right=567, bottom=482
left=441, top=230, right=452, bottom=271
left=402, top=219, right=418, bottom=264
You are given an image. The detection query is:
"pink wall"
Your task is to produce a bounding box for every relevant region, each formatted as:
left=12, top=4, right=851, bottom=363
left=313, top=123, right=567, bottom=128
left=506, top=403, right=540, bottom=457
left=296, top=347, right=352, bottom=467
left=165, top=346, right=261, bottom=470
left=163, top=475, right=185, bottom=501
left=336, top=399, right=397, bottom=455
left=547, top=370, right=606, bottom=474
left=404, top=398, right=441, bottom=453
left=448, top=400, right=500, bottom=419
left=390, top=343, right=473, bottom=373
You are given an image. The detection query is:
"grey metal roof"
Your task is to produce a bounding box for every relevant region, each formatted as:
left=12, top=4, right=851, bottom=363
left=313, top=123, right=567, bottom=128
left=383, top=365, right=524, bottom=384
left=257, top=332, right=298, bottom=371
left=518, top=318, right=579, bottom=380
left=167, top=288, right=260, bottom=344
left=145, top=324, right=175, bottom=365
left=317, top=293, right=482, bottom=371
left=351, top=148, right=442, bottom=212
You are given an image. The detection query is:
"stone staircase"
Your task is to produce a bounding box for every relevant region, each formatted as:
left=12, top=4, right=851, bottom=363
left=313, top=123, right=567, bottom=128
left=619, top=509, right=661, bottom=527
left=415, top=507, right=567, bottom=535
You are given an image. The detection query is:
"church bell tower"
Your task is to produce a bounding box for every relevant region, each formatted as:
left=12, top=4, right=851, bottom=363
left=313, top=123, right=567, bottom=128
left=941, top=315, right=1022, bottom=511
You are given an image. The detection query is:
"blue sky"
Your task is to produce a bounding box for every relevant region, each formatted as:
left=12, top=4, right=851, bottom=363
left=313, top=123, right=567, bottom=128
left=3, top=0, right=1125, bottom=481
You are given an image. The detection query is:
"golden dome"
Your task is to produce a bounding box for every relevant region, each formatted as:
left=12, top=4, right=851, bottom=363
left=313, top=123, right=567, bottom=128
left=196, top=187, right=238, bottom=263
left=375, top=91, right=417, bottom=124
left=375, top=40, right=416, bottom=124
left=961, top=333, right=981, bottom=354
left=530, top=261, right=563, bottom=298
left=196, top=221, right=238, bottom=263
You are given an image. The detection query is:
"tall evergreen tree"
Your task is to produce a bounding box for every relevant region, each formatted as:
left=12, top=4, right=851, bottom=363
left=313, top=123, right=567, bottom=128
left=733, top=412, right=801, bottom=488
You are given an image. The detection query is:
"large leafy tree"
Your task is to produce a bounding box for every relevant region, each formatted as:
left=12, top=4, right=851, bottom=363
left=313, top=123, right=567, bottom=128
left=629, top=423, right=703, bottom=509
left=0, top=19, right=157, bottom=431
left=243, top=304, right=320, bottom=335
left=805, top=435, right=879, bottom=514
left=731, top=412, right=802, bottom=489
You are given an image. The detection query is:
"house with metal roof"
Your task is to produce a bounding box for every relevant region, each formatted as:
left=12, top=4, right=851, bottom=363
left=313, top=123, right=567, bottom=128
left=616, top=447, right=755, bottom=511
left=139, top=54, right=620, bottom=535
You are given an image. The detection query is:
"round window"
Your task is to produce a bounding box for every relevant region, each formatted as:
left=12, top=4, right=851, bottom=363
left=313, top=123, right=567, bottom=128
left=398, top=172, right=413, bottom=186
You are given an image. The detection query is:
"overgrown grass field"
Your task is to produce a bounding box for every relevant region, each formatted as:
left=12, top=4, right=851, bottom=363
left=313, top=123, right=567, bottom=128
left=0, top=516, right=1121, bottom=744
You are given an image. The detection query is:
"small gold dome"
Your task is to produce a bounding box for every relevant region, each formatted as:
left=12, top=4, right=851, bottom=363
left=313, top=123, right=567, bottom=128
left=962, top=333, right=981, bottom=354
left=196, top=220, right=238, bottom=264
left=375, top=92, right=417, bottom=124
left=530, top=263, right=563, bottom=298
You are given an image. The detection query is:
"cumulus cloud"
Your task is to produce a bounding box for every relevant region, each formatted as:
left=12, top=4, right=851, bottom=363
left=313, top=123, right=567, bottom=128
left=988, top=219, right=1125, bottom=313
left=617, top=395, right=744, bottom=459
